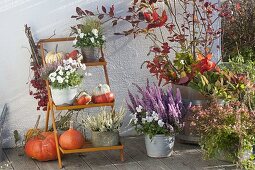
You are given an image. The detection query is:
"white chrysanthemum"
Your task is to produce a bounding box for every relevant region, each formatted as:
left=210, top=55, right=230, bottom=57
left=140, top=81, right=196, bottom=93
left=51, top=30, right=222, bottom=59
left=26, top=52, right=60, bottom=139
left=56, top=76, right=64, bottom=84
left=180, top=60, right=185, bottom=65
left=66, top=71, right=70, bottom=76
left=73, top=39, right=78, bottom=45
left=80, top=63, right=86, bottom=70
left=102, top=35, right=106, bottom=40
left=58, top=70, right=64, bottom=76
left=136, top=105, right=143, bottom=113
left=77, top=29, right=82, bottom=34
left=49, top=72, right=57, bottom=78
left=91, top=29, right=98, bottom=37
left=158, top=120, right=165, bottom=127
left=90, top=37, right=95, bottom=43
left=56, top=66, right=63, bottom=71
left=79, top=33, right=85, bottom=38
left=84, top=72, right=92, bottom=76
left=50, top=77, right=56, bottom=82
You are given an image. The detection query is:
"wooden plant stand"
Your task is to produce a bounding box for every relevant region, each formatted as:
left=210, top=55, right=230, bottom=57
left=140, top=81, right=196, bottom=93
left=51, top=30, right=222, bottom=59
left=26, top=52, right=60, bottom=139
left=38, top=37, right=124, bottom=169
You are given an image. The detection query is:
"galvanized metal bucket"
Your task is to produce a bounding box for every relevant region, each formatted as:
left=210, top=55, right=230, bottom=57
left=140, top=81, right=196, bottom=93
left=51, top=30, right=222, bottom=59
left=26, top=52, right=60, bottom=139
left=145, top=134, right=175, bottom=158
left=81, top=47, right=100, bottom=62
left=91, top=131, right=119, bottom=147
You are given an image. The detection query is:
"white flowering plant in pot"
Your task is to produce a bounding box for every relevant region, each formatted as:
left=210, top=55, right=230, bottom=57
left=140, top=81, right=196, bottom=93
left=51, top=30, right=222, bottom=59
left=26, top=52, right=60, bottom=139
left=47, top=58, right=86, bottom=89
left=42, top=57, right=87, bottom=105
left=71, top=19, right=105, bottom=48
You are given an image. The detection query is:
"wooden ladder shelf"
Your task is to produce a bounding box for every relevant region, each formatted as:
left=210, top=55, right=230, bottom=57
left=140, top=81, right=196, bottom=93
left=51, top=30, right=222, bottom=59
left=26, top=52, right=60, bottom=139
left=38, top=37, right=124, bottom=169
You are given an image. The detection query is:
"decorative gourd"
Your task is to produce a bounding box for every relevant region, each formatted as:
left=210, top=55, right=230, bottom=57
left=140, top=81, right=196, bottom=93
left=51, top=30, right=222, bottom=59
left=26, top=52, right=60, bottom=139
left=45, top=44, right=64, bottom=64
left=92, top=84, right=115, bottom=103
left=92, top=84, right=111, bottom=96
left=25, top=132, right=58, bottom=161
left=92, top=92, right=115, bottom=104
left=76, top=91, right=91, bottom=105
left=59, top=121, right=85, bottom=150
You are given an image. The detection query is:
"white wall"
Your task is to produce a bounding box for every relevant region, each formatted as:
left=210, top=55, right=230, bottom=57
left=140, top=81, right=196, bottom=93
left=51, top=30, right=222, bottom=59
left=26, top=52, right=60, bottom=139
left=0, top=0, right=220, bottom=148
left=0, top=0, right=154, bottom=148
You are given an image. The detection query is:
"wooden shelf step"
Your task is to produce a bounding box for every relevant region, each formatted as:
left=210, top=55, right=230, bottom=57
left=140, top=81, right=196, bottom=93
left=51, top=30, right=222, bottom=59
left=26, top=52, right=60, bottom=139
left=59, top=141, right=124, bottom=154
left=53, top=102, right=114, bottom=110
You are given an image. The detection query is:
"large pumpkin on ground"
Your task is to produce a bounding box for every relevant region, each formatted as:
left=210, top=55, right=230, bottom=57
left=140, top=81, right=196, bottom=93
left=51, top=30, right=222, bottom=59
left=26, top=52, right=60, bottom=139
left=24, top=132, right=58, bottom=161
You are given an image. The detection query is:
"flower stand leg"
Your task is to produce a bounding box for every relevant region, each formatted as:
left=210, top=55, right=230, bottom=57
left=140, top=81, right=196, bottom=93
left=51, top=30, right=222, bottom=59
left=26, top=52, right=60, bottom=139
left=50, top=102, right=63, bottom=169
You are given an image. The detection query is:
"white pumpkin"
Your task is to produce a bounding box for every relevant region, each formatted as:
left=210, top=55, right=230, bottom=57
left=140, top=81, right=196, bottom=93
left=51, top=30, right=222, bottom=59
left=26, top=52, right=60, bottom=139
left=92, top=84, right=111, bottom=96
left=45, top=51, right=64, bottom=64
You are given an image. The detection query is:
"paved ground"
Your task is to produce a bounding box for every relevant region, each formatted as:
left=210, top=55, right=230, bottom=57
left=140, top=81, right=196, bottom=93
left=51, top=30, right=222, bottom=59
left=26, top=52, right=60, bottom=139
left=1, top=136, right=238, bottom=170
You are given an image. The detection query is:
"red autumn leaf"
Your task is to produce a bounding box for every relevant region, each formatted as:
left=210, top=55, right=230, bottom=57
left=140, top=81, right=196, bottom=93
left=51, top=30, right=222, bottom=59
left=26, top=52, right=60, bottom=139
left=102, top=6, right=107, bottom=13
left=152, top=11, right=159, bottom=21
left=147, top=10, right=168, bottom=29
left=161, top=42, right=171, bottom=54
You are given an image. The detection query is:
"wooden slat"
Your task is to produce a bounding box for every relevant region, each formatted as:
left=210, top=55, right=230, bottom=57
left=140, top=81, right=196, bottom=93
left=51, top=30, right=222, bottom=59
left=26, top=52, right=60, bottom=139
left=0, top=150, right=13, bottom=170
left=80, top=152, right=117, bottom=169
left=38, top=37, right=75, bottom=44
left=57, top=154, right=91, bottom=170
left=54, top=102, right=115, bottom=111
left=114, top=162, right=143, bottom=170
left=137, top=160, right=170, bottom=170
left=34, top=160, right=63, bottom=170
left=4, top=148, right=39, bottom=170
left=60, top=142, right=124, bottom=154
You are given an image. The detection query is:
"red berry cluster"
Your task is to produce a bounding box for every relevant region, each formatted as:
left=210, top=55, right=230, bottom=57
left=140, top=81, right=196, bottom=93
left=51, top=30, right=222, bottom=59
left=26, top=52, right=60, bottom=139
left=30, top=64, right=48, bottom=111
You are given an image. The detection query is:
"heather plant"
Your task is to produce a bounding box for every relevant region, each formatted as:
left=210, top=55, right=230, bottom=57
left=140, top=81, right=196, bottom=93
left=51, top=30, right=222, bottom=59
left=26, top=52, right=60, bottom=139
left=127, top=81, right=185, bottom=138
left=190, top=101, right=255, bottom=169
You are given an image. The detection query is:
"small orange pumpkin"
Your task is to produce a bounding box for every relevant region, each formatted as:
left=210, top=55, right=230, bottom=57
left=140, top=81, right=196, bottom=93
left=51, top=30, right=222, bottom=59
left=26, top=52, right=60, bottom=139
left=59, top=121, right=85, bottom=150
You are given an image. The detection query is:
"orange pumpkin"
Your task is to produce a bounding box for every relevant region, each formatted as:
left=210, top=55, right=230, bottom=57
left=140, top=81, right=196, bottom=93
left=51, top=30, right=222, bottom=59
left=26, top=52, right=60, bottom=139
left=59, top=121, right=85, bottom=150
left=24, top=132, right=58, bottom=161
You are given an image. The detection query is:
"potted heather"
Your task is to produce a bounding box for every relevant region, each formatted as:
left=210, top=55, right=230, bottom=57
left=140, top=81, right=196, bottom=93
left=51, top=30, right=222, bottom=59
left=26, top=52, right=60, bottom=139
left=127, top=82, right=185, bottom=157
left=42, top=57, right=86, bottom=105
left=82, top=106, right=125, bottom=147
left=71, top=18, right=106, bottom=62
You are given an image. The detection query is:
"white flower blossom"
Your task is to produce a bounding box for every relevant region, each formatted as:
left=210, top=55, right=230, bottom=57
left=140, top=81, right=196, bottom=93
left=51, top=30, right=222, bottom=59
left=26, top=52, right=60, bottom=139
left=133, top=118, right=138, bottom=124
left=90, top=37, right=95, bottom=43
left=146, top=116, right=153, bottom=123
left=70, top=68, right=76, bottom=73
left=58, top=70, right=64, bottom=76
left=80, top=63, right=86, bottom=70
left=56, top=66, right=63, bottom=71
left=180, top=60, right=185, bottom=65
left=65, top=79, right=69, bottom=83
left=152, top=111, right=159, bottom=121
left=73, top=39, right=78, bottom=45
left=50, top=77, right=56, bottom=82
left=91, top=29, right=98, bottom=37
left=79, top=33, right=85, bottom=38
left=56, top=76, right=64, bottom=84
left=66, top=71, right=70, bottom=76
left=77, top=29, right=82, bottom=34
left=102, top=35, right=106, bottom=41
left=84, top=72, right=92, bottom=76
left=158, top=119, right=165, bottom=127
left=49, top=72, right=57, bottom=78
left=136, top=105, right=143, bottom=113
left=142, top=118, right=147, bottom=124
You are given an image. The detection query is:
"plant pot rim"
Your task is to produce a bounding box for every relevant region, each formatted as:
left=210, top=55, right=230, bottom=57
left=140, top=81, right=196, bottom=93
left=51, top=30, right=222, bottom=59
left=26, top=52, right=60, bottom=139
left=50, top=85, right=78, bottom=90
left=145, top=134, right=174, bottom=138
